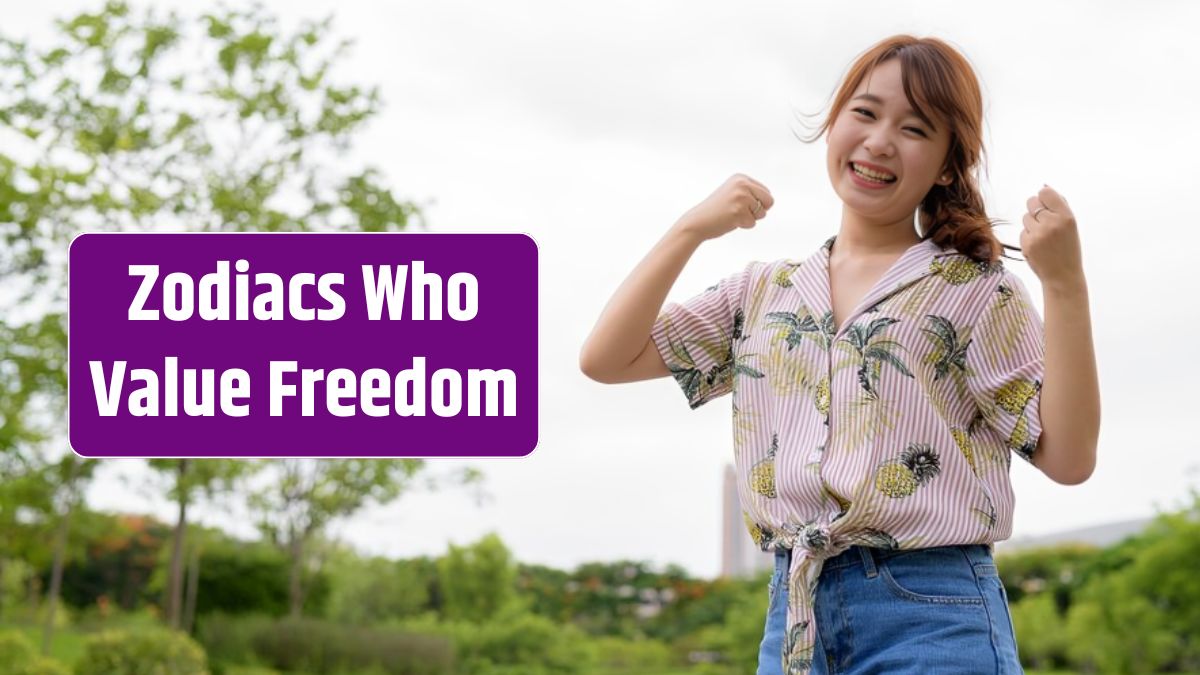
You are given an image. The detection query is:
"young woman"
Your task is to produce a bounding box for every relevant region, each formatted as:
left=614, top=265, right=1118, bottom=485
left=579, top=35, right=1100, bottom=674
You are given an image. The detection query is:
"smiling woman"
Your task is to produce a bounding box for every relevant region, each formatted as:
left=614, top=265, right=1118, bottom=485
left=581, top=31, right=1101, bottom=675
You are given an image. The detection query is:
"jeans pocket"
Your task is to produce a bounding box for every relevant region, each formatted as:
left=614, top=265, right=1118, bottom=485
left=878, top=547, right=985, bottom=605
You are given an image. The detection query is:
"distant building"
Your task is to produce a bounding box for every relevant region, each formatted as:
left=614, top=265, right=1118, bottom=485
left=721, top=464, right=774, bottom=578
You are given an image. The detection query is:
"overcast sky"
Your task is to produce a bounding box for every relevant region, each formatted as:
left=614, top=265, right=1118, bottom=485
left=8, top=1, right=1199, bottom=579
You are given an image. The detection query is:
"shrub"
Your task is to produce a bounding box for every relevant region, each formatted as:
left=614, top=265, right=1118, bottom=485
left=251, top=616, right=454, bottom=675
left=74, top=628, right=208, bottom=675
left=400, top=607, right=598, bottom=675
left=590, top=635, right=673, bottom=670
left=1009, top=594, right=1069, bottom=670
left=0, top=630, right=72, bottom=675
left=195, top=612, right=273, bottom=671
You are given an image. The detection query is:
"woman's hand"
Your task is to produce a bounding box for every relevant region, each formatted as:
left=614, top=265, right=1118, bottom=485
left=1022, top=185, right=1085, bottom=291
left=675, top=174, right=774, bottom=241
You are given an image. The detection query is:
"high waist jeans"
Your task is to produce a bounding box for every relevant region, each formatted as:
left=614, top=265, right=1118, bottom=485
left=756, top=544, right=1023, bottom=674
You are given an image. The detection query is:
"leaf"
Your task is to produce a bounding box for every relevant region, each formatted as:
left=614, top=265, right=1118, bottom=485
left=865, top=347, right=914, bottom=378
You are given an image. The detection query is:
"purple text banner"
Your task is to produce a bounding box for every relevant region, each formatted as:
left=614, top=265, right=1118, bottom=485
left=69, top=233, right=538, bottom=457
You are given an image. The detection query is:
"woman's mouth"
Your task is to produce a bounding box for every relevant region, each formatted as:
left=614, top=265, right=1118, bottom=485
left=848, top=162, right=897, bottom=189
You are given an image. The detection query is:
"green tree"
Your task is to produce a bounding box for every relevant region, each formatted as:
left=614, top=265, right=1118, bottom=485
left=1059, top=491, right=1200, bottom=673
left=146, top=458, right=257, bottom=629
left=187, top=536, right=293, bottom=618
left=515, top=562, right=572, bottom=622
left=39, top=455, right=98, bottom=654
left=437, top=532, right=517, bottom=622
left=324, top=547, right=431, bottom=624
left=0, top=0, right=437, bottom=640
left=249, top=458, right=428, bottom=616
left=995, top=542, right=1097, bottom=609
left=57, top=512, right=169, bottom=612
left=1008, top=593, right=1069, bottom=670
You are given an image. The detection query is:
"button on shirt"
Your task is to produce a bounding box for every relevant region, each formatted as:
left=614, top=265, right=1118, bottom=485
left=649, top=236, right=1045, bottom=675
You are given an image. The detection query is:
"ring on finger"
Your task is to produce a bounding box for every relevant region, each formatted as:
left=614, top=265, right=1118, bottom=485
left=1031, top=206, right=1048, bottom=221
left=752, top=199, right=763, bottom=216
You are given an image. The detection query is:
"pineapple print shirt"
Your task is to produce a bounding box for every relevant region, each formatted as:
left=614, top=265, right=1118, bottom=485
left=650, top=235, right=1044, bottom=675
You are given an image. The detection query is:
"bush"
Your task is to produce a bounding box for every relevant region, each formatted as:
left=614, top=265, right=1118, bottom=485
left=1009, top=594, right=1069, bottom=670
left=195, top=613, right=273, bottom=674
left=399, top=607, right=598, bottom=675
left=0, top=630, right=72, bottom=675
left=74, top=628, right=208, bottom=675
left=251, top=617, right=454, bottom=675
left=590, top=635, right=674, bottom=670
left=190, top=545, right=291, bottom=618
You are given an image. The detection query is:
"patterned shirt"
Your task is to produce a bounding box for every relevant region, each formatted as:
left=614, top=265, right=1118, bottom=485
left=649, top=235, right=1044, bottom=674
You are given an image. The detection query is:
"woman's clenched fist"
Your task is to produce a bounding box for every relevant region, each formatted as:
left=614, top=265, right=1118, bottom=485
left=674, top=174, right=774, bottom=241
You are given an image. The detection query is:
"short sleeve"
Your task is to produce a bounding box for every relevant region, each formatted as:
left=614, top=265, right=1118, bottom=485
left=965, top=269, right=1045, bottom=465
left=650, top=262, right=755, bottom=409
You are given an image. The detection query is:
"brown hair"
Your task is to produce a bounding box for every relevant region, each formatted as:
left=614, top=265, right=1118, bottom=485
left=796, top=35, right=1018, bottom=264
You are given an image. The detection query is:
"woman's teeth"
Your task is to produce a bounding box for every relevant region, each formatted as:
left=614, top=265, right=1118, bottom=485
left=851, top=163, right=896, bottom=183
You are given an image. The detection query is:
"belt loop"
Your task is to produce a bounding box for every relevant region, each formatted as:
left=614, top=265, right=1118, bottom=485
left=858, top=546, right=878, bottom=579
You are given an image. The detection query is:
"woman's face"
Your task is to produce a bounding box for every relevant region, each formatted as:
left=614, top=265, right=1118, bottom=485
left=826, top=58, right=953, bottom=226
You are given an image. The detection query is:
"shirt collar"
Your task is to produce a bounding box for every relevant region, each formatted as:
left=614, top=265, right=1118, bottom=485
left=787, top=234, right=954, bottom=338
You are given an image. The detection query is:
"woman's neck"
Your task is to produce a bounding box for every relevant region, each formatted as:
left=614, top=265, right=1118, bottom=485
left=830, top=211, right=922, bottom=261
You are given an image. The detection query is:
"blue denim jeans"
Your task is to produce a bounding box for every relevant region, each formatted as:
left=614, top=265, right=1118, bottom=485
left=756, top=544, right=1023, bottom=674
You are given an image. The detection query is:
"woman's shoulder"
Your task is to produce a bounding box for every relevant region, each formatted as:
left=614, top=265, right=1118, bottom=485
left=928, top=248, right=1030, bottom=289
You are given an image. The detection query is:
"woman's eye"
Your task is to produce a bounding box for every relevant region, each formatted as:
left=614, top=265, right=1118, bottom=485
left=853, top=108, right=927, bottom=137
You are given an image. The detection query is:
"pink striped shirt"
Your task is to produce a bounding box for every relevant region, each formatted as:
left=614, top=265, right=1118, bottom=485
left=650, top=235, right=1044, bottom=673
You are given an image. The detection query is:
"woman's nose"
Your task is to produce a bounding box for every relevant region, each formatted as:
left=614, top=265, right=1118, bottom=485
left=863, top=130, right=895, bottom=157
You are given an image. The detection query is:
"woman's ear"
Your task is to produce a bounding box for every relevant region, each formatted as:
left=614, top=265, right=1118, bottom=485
left=936, top=163, right=953, bottom=186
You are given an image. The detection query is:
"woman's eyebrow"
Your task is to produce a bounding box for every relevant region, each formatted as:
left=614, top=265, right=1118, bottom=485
left=851, top=93, right=938, bottom=131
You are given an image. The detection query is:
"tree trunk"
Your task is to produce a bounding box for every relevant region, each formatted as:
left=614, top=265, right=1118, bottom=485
left=182, top=545, right=200, bottom=633
left=288, top=534, right=305, bottom=617
left=166, top=459, right=190, bottom=629
left=41, top=468, right=78, bottom=656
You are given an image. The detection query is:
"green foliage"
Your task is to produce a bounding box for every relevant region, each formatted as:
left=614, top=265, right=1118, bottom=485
left=14, top=659, right=71, bottom=675
left=249, top=459, right=424, bottom=616
left=2, top=0, right=428, bottom=653
left=194, top=613, right=271, bottom=672
left=249, top=616, right=453, bottom=675
left=684, top=576, right=771, bottom=674
left=0, top=0, right=424, bottom=474
left=1061, top=510, right=1200, bottom=673
left=400, top=606, right=596, bottom=675
left=515, top=562, right=572, bottom=621
left=56, top=513, right=170, bottom=611
left=519, top=558, right=700, bottom=640
left=1, top=1, right=421, bottom=271
left=0, top=630, right=37, bottom=669
left=436, top=532, right=516, bottom=622
left=189, top=540, right=316, bottom=617
left=1009, top=593, right=1069, bottom=670
left=995, top=542, right=1097, bottom=609
left=74, top=628, right=207, bottom=675
left=0, top=622, right=88, bottom=667
left=588, top=634, right=674, bottom=671
left=325, top=552, right=431, bottom=624
left=643, top=573, right=763, bottom=643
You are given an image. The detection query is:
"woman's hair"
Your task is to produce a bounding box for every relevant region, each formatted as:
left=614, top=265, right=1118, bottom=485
left=797, top=35, right=1017, bottom=264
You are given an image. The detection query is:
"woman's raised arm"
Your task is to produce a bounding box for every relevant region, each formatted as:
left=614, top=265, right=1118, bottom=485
left=579, top=174, right=773, bottom=384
